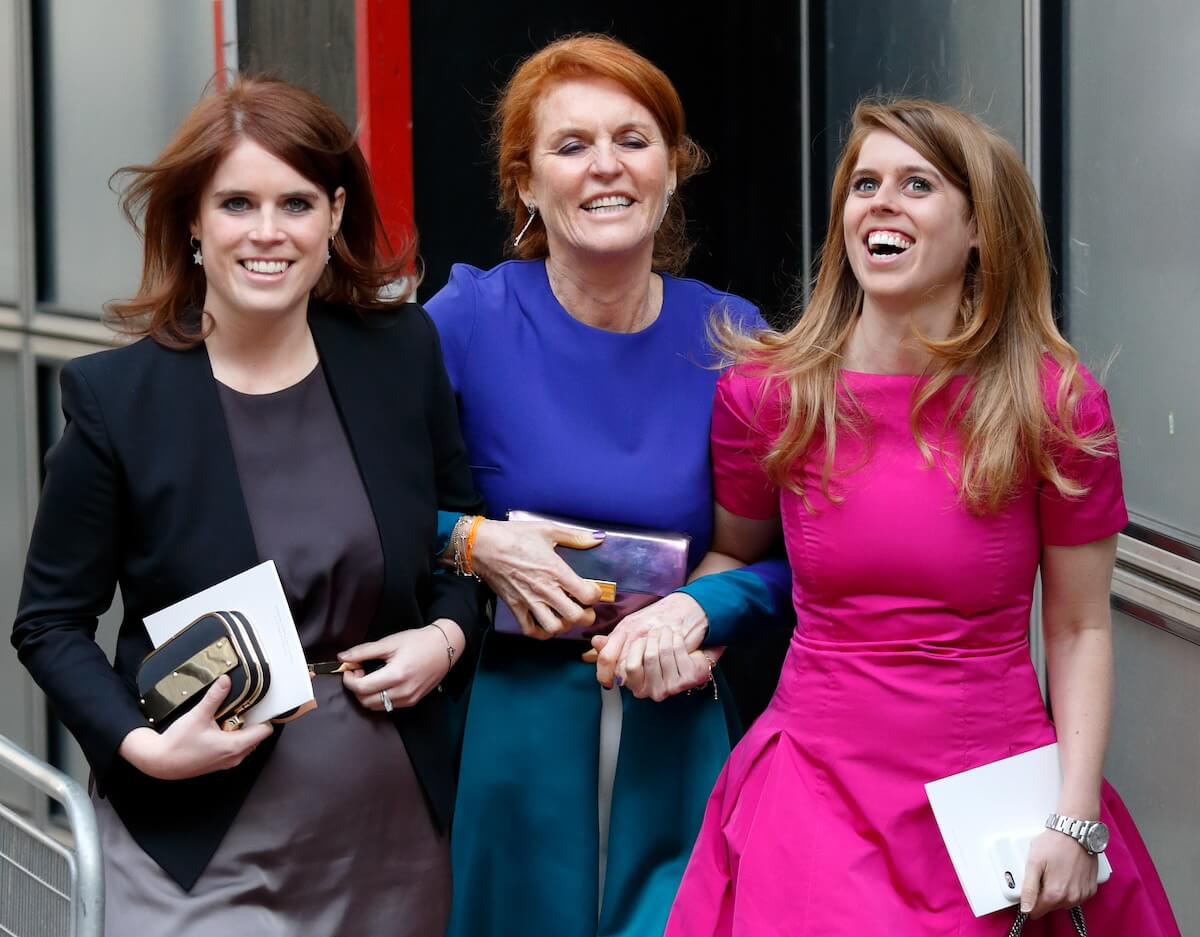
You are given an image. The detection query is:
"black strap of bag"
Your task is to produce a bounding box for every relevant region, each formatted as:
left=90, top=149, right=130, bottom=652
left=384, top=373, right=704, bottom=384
left=1007, top=906, right=1088, bottom=936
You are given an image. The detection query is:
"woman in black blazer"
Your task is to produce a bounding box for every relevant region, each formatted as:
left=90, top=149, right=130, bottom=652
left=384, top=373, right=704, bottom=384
left=11, top=77, right=482, bottom=935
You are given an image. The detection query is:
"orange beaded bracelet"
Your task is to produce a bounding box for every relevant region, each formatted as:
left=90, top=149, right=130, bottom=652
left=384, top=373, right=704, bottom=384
left=462, top=515, right=485, bottom=577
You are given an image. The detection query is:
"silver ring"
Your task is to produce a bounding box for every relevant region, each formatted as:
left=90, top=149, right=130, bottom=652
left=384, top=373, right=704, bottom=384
left=380, top=690, right=393, bottom=713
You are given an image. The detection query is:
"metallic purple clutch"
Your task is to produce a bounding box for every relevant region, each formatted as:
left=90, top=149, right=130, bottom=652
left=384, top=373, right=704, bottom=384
left=492, top=510, right=691, bottom=639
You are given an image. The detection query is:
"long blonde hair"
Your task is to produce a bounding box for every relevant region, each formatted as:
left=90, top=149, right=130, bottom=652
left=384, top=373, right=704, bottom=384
left=721, top=98, right=1111, bottom=515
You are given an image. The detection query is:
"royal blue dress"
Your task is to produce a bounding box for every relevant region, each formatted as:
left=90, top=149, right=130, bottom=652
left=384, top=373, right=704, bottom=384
left=428, top=259, right=789, bottom=937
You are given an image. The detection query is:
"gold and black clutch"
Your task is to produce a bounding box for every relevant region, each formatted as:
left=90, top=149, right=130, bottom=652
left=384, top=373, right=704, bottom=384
left=136, top=611, right=270, bottom=732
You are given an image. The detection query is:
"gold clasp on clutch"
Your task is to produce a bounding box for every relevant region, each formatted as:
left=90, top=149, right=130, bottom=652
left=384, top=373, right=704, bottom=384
left=586, top=579, right=618, bottom=602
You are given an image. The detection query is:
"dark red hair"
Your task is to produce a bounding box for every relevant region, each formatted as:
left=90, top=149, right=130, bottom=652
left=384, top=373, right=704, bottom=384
left=109, top=76, right=415, bottom=348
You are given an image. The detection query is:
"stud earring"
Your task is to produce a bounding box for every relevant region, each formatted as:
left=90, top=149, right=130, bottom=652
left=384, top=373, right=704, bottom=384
left=190, top=236, right=203, bottom=267
left=513, top=205, right=537, bottom=248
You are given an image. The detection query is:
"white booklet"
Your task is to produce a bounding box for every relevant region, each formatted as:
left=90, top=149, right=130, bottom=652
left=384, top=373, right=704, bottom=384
left=925, top=743, right=1112, bottom=917
left=143, top=560, right=313, bottom=725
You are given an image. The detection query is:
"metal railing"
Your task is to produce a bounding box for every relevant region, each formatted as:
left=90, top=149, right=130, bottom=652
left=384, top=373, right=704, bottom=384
left=0, top=734, right=103, bottom=937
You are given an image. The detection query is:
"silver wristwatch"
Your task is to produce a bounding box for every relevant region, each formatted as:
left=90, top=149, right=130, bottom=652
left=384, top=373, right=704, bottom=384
left=1045, top=813, right=1110, bottom=855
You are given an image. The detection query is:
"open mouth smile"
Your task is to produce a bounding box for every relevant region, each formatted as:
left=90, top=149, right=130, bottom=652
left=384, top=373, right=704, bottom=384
left=865, top=230, right=914, bottom=262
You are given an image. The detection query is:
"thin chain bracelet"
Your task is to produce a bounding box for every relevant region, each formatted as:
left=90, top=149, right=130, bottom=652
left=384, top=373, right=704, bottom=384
left=428, top=621, right=456, bottom=693
left=702, top=653, right=719, bottom=701
left=687, top=653, right=720, bottom=701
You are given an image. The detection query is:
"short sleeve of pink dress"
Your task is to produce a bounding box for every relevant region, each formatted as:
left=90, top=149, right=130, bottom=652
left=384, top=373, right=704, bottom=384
left=1038, top=367, right=1128, bottom=545
left=711, top=368, right=783, bottom=520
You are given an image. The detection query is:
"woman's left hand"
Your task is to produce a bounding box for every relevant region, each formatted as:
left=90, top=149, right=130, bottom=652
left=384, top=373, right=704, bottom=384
left=339, top=622, right=459, bottom=711
left=1019, top=829, right=1100, bottom=918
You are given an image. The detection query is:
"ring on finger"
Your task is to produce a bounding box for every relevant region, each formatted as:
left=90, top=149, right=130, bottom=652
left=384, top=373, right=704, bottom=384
left=380, top=689, right=394, bottom=713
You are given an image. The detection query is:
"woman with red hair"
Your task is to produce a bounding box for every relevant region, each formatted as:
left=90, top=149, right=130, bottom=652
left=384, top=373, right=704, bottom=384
left=12, top=77, right=483, bottom=934
left=426, top=33, right=791, bottom=937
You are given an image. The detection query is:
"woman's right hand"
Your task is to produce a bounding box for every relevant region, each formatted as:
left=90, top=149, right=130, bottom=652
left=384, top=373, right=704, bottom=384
left=117, top=675, right=274, bottom=780
left=470, top=519, right=605, bottom=638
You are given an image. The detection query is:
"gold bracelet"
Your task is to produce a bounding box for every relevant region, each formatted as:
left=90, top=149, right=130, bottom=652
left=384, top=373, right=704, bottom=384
left=687, top=653, right=720, bottom=701
left=702, top=653, right=719, bottom=701
left=448, top=515, right=480, bottom=579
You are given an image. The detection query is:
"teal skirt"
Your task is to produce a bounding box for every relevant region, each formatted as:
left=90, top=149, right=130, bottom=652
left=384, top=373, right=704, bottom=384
left=448, top=633, right=737, bottom=937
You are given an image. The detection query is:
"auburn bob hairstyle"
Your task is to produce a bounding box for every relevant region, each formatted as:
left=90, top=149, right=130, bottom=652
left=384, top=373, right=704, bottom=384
left=718, top=97, right=1113, bottom=515
left=109, top=76, right=414, bottom=348
left=494, top=33, right=707, bottom=275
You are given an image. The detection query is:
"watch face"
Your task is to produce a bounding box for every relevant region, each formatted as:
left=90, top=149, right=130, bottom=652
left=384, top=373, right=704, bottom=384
left=1085, top=821, right=1111, bottom=853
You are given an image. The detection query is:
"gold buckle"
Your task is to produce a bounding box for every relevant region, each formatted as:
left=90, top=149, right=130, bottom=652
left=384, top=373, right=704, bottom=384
left=307, top=660, right=353, bottom=676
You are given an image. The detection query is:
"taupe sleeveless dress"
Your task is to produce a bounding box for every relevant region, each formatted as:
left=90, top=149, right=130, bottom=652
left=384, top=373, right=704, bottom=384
left=93, top=365, right=450, bottom=936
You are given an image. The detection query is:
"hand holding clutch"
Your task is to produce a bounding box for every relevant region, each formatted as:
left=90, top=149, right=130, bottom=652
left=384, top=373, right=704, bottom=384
left=471, top=517, right=604, bottom=637
left=118, top=676, right=274, bottom=781
left=1019, top=828, right=1100, bottom=919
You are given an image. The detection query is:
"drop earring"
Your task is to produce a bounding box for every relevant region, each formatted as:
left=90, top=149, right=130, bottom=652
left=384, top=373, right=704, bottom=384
left=190, top=236, right=203, bottom=266
left=513, top=205, right=537, bottom=248
left=326, top=237, right=333, bottom=265
left=658, top=189, right=675, bottom=231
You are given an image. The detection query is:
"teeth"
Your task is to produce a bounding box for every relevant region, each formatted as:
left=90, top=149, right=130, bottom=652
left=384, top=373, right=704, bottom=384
left=242, top=259, right=289, bottom=274
left=583, top=195, right=633, bottom=211
left=867, top=231, right=913, bottom=251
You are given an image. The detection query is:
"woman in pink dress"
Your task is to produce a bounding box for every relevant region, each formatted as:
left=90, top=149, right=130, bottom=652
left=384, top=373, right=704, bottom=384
left=626, top=99, right=1181, bottom=934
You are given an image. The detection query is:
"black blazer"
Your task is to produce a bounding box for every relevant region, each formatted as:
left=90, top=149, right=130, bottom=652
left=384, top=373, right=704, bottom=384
left=12, top=301, right=485, bottom=890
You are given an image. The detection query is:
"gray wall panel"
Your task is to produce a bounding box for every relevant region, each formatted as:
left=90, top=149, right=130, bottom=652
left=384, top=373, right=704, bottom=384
left=0, top=352, right=30, bottom=808
left=38, top=0, right=213, bottom=316
left=1106, top=610, right=1200, bottom=933
left=1065, top=0, right=1200, bottom=548
left=823, top=1, right=1024, bottom=152
left=0, top=0, right=18, bottom=302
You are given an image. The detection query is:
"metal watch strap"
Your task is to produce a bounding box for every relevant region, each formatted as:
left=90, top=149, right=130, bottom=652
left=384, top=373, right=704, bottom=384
left=1047, top=813, right=1102, bottom=853
left=1054, top=814, right=1082, bottom=840
left=1008, top=906, right=1088, bottom=937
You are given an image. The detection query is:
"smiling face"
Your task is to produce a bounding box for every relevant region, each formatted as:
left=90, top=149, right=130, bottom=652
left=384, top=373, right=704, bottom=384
left=518, top=76, right=677, bottom=265
left=842, top=130, right=976, bottom=309
left=190, top=139, right=345, bottom=327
